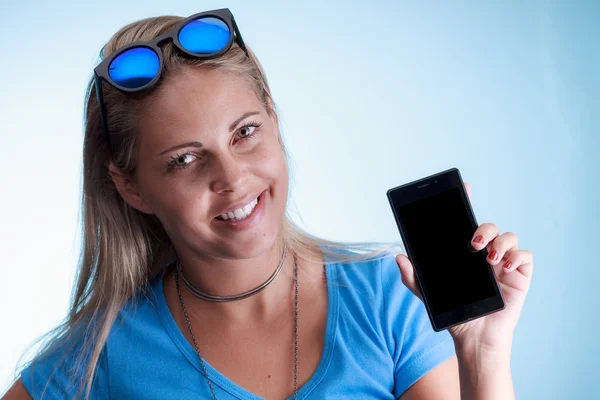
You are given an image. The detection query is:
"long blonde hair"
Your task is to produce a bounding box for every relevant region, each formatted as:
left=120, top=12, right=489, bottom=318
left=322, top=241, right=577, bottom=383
left=12, top=14, right=400, bottom=399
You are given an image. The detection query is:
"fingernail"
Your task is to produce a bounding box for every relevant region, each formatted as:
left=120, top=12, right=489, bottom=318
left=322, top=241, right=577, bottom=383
left=503, top=261, right=512, bottom=270
left=473, top=235, right=484, bottom=244
left=489, top=250, right=498, bottom=261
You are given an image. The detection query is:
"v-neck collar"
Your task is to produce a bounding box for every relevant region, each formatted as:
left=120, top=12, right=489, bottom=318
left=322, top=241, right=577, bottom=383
left=153, top=261, right=340, bottom=400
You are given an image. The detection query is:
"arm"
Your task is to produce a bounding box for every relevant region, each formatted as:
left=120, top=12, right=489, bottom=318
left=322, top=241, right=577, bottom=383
left=400, top=345, right=514, bottom=400
left=395, top=193, right=533, bottom=400
left=456, top=343, right=514, bottom=400
left=2, top=379, right=33, bottom=400
left=400, top=357, right=460, bottom=400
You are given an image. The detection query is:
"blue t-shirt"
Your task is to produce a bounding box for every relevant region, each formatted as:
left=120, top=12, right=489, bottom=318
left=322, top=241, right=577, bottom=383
left=21, top=254, right=455, bottom=399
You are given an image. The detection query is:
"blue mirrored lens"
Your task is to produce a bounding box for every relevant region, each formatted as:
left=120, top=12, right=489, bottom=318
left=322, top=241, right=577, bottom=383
left=108, top=47, right=160, bottom=89
left=179, top=17, right=230, bottom=54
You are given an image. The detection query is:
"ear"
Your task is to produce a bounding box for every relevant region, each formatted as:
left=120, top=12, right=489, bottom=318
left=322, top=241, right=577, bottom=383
left=108, top=162, right=155, bottom=215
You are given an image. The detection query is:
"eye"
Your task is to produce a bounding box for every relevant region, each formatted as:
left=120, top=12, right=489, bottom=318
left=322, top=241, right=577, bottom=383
left=235, top=121, right=262, bottom=141
left=166, top=152, right=197, bottom=171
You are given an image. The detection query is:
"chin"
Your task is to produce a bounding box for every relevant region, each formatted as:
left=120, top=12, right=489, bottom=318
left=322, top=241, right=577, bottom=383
left=224, top=220, right=282, bottom=259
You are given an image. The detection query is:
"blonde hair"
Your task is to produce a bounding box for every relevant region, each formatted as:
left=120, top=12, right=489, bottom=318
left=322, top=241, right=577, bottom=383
left=12, top=14, right=400, bottom=399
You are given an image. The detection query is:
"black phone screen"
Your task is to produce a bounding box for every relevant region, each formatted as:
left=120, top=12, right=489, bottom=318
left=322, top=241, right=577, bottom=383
left=396, top=187, right=497, bottom=315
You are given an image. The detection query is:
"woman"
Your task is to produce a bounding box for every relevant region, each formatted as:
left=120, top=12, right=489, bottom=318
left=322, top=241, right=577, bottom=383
left=4, top=8, right=533, bottom=400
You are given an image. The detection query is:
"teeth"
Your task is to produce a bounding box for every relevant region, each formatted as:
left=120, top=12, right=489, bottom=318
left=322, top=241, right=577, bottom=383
left=218, top=197, right=258, bottom=221
left=233, top=209, right=245, bottom=219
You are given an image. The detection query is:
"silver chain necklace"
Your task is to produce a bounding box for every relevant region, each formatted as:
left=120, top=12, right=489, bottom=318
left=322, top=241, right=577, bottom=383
left=174, top=247, right=299, bottom=400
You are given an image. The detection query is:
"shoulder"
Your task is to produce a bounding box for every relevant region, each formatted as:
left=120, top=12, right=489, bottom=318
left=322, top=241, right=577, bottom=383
left=329, top=248, right=456, bottom=398
left=109, top=278, right=165, bottom=340
left=19, top=323, right=111, bottom=399
left=325, top=248, right=409, bottom=309
left=324, top=247, right=419, bottom=346
left=97, top=277, right=175, bottom=378
left=19, top=279, right=165, bottom=399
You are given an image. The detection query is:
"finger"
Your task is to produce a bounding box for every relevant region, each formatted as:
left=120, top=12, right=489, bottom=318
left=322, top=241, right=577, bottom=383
left=469, top=223, right=499, bottom=252
left=486, top=231, right=519, bottom=266
left=498, top=250, right=534, bottom=293
left=502, top=249, right=534, bottom=277
left=464, top=182, right=472, bottom=201
left=395, top=254, right=423, bottom=301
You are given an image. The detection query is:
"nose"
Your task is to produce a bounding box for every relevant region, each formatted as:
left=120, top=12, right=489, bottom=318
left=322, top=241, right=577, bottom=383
left=209, top=152, right=248, bottom=194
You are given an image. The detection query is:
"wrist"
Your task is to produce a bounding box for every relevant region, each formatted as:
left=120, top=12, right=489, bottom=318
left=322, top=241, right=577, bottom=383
left=454, top=341, right=514, bottom=400
left=455, top=339, right=513, bottom=365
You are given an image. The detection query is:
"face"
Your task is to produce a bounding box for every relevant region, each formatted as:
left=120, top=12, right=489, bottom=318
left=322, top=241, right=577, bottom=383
left=124, top=67, right=288, bottom=261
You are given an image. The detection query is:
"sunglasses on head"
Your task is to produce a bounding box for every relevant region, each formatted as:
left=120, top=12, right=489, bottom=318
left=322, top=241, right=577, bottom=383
left=93, top=8, right=248, bottom=151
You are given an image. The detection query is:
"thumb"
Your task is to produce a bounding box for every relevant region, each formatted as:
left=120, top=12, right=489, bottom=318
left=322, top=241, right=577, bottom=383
left=395, top=254, right=423, bottom=301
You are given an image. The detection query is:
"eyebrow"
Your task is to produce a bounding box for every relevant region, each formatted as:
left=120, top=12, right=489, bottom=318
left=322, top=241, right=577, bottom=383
left=158, top=141, right=203, bottom=156
left=229, top=111, right=261, bottom=132
left=157, top=111, right=261, bottom=156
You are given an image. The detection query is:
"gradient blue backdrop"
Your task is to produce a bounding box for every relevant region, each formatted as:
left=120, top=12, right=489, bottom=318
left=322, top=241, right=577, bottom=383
left=1, top=1, right=598, bottom=398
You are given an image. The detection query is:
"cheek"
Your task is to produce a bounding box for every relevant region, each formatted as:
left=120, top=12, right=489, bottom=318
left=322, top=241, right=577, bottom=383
left=256, top=141, right=288, bottom=182
left=154, top=194, right=214, bottom=245
left=138, top=170, right=208, bottom=226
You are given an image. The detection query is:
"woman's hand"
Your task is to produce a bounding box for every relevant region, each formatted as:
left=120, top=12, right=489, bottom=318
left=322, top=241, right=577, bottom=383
left=395, top=182, right=534, bottom=352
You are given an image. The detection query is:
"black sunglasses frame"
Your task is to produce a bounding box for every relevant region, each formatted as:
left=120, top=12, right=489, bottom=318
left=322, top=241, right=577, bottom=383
left=93, top=8, right=248, bottom=152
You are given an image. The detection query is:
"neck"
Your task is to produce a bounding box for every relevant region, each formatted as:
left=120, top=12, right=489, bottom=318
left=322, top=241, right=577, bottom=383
left=171, top=240, right=296, bottom=324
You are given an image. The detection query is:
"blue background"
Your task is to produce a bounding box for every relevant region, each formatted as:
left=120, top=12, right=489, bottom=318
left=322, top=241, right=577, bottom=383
left=0, top=1, right=598, bottom=398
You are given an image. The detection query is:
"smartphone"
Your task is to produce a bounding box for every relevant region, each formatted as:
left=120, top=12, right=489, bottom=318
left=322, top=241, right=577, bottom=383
left=386, top=167, right=504, bottom=331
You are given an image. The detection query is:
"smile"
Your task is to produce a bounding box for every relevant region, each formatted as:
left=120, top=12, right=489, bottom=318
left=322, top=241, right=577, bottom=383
left=216, top=196, right=259, bottom=221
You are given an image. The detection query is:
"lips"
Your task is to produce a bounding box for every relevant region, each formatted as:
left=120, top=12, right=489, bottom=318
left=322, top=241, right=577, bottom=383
left=212, top=190, right=267, bottom=232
